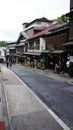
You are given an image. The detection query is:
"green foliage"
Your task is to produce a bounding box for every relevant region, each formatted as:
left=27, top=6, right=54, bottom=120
left=53, top=15, right=69, bottom=23
left=54, top=17, right=62, bottom=22
left=0, top=41, right=8, bottom=47
left=36, top=62, right=41, bottom=69
left=36, top=59, right=46, bottom=69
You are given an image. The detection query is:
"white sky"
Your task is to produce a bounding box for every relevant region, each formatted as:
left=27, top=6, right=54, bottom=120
left=0, top=0, right=70, bottom=41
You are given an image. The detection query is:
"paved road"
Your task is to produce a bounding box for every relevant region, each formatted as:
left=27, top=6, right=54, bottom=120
left=2, top=66, right=70, bottom=130
left=11, top=65, right=73, bottom=130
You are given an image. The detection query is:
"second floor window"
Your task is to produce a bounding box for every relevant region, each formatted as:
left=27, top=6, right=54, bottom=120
left=29, top=39, right=40, bottom=50
left=35, top=39, right=40, bottom=49
left=29, top=41, right=34, bottom=50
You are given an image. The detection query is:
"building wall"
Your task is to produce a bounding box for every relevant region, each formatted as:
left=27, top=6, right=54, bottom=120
left=26, top=21, right=51, bottom=29
left=25, top=28, right=34, bottom=37
left=70, top=0, right=73, bottom=10
left=40, top=37, right=45, bottom=51
left=69, top=19, right=73, bottom=41
left=36, top=21, right=50, bottom=27
left=0, top=47, right=6, bottom=61
left=16, top=46, right=24, bottom=54
left=46, top=32, right=68, bottom=50
left=69, top=0, right=73, bottom=42
left=28, top=37, right=46, bottom=52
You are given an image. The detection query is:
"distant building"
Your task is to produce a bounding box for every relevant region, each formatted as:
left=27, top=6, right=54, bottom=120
left=0, top=47, right=6, bottom=62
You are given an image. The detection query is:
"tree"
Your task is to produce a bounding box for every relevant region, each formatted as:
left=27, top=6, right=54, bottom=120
left=53, top=15, right=69, bottom=23
left=0, top=41, right=8, bottom=47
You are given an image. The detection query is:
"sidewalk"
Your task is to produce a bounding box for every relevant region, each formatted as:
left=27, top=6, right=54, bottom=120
left=0, top=65, right=71, bottom=130
left=36, top=68, right=73, bottom=83
left=18, top=64, right=73, bottom=84
left=14, top=63, right=73, bottom=84
left=0, top=71, right=5, bottom=130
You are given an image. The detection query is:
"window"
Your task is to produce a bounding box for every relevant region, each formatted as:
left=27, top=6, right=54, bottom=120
left=29, top=41, right=34, bottom=50
left=35, top=39, right=40, bottom=49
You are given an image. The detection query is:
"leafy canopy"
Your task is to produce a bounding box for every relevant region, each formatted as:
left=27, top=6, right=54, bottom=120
left=0, top=41, right=8, bottom=47
left=53, top=15, right=69, bottom=23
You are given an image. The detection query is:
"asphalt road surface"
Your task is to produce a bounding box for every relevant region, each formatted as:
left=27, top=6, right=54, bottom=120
left=11, top=65, right=73, bottom=129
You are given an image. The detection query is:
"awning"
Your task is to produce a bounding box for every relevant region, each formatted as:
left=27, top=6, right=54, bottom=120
left=63, top=42, right=73, bottom=46
left=24, top=52, right=41, bottom=56
left=15, top=54, right=26, bottom=58
left=50, top=50, right=65, bottom=54
left=42, top=50, right=51, bottom=53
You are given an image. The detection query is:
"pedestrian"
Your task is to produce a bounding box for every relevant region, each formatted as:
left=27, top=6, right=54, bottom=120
left=54, top=59, right=62, bottom=73
left=54, top=62, right=59, bottom=73
left=6, top=59, right=9, bottom=68
left=9, top=58, right=12, bottom=67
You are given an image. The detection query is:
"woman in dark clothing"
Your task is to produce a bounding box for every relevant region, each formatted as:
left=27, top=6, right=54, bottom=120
left=6, top=59, right=9, bottom=68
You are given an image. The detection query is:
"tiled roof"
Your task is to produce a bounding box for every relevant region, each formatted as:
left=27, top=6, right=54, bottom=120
left=33, top=27, right=47, bottom=31
left=27, top=22, right=67, bottom=40
left=24, top=17, right=53, bottom=28
left=20, top=31, right=29, bottom=39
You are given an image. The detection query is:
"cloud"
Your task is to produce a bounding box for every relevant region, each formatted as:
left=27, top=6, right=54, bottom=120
left=0, top=28, right=18, bottom=41
left=0, top=0, right=70, bottom=41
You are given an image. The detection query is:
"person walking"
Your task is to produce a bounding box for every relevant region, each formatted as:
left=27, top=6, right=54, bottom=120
left=9, top=58, right=12, bottom=67
left=6, top=59, right=9, bottom=68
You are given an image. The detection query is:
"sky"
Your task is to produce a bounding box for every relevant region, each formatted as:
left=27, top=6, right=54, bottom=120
left=0, top=0, right=70, bottom=42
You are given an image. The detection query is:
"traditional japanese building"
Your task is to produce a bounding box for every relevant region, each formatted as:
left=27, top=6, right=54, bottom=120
left=16, top=17, right=53, bottom=63
left=6, top=1, right=72, bottom=71
left=6, top=41, right=16, bottom=63
left=63, top=0, right=73, bottom=76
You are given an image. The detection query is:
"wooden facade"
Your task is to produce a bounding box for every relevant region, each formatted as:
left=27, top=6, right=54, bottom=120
left=45, top=25, right=69, bottom=50
left=70, top=0, right=73, bottom=10
left=69, top=18, right=73, bottom=41
left=68, top=0, right=73, bottom=41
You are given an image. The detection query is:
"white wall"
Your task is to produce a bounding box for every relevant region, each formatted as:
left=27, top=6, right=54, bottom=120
left=0, top=47, right=6, bottom=61
left=40, top=37, right=45, bottom=51
left=24, top=21, right=50, bottom=31
left=28, top=37, right=46, bottom=52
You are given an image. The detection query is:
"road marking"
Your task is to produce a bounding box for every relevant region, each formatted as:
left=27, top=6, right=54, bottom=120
left=10, top=69, right=71, bottom=130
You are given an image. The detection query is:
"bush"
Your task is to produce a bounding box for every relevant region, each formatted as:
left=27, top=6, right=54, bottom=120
left=36, top=60, right=46, bottom=70
left=40, top=60, right=45, bottom=70
left=36, top=62, right=41, bottom=69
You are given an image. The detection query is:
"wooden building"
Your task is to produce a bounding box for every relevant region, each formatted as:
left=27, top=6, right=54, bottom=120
left=6, top=41, right=16, bottom=63
left=45, top=23, right=69, bottom=50
left=6, top=13, right=71, bottom=70
left=63, top=0, right=73, bottom=76
left=23, top=21, right=68, bottom=69
left=63, top=0, right=73, bottom=56
left=69, top=0, right=73, bottom=41
left=15, top=17, right=53, bottom=63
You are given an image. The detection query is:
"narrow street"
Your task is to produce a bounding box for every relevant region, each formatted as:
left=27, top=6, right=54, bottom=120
left=10, top=65, right=73, bottom=129
left=1, top=65, right=70, bottom=130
